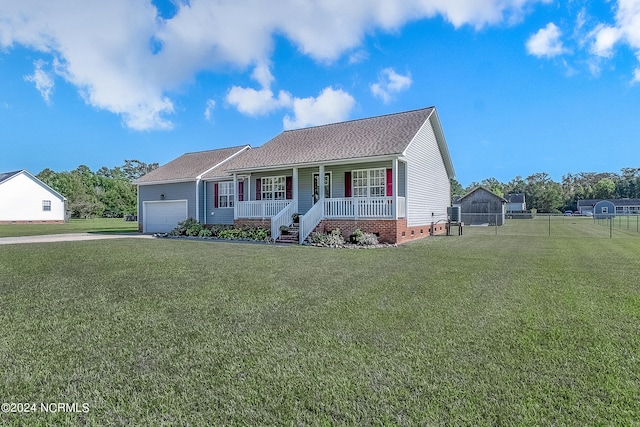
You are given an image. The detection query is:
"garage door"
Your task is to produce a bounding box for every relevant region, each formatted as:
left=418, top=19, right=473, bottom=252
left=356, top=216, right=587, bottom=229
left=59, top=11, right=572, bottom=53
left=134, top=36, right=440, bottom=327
left=144, top=200, right=188, bottom=233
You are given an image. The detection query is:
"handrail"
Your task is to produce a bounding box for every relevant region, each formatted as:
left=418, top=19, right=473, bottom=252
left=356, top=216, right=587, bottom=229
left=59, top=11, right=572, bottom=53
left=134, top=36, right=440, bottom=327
left=271, top=201, right=296, bottom=240
left=299, top=201, right=324, bottom=244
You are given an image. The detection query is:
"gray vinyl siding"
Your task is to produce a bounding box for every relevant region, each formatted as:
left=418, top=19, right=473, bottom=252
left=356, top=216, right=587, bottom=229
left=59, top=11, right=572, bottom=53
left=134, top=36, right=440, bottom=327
left=138, top=181, right=196, bottom=224
left=298, top=168, right=314, bottom=215
left=404, top=118, right=451, bottom=227
left=203, top=181, right=235, bottom=225
left=398, top=161, right=406, bottom=198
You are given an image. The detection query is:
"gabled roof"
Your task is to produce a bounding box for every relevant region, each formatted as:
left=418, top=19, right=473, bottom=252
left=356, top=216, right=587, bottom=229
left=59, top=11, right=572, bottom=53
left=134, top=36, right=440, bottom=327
left=0, top=169, right=66, bottom=201
left=135, top=145, right=250, bottom=185
left=0, top=170, right=21, bottom=185
left=458, top=186, right=507, bottom=203
left=227, top=107, right=442, bottom=171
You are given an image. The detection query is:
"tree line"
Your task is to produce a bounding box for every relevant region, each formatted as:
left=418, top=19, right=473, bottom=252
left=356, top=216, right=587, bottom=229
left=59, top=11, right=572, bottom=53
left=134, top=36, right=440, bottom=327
left=37, top=160, right=158, bottom=219
left=452, top=168, right=640, bottom=213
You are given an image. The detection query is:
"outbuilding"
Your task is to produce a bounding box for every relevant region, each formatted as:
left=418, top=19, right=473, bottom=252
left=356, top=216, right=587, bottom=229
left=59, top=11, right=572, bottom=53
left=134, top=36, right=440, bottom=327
left=455, top=186, right=506, bottom=226
left=593, top=200, right=616, bottom=219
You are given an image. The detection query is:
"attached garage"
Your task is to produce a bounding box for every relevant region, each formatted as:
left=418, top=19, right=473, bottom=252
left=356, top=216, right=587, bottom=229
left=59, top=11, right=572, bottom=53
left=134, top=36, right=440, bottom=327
left=143, top=200, right=188, bottom=233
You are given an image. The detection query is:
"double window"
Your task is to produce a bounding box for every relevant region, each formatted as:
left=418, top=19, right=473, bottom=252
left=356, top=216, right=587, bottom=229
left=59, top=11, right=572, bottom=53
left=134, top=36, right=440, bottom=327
left=42, top=200, right=51, bottom=211
left=352, top=169, right=386, bottom=197
left=261, top=176, right=286, bottom=200
left=217, top=182, right=234, bottom=208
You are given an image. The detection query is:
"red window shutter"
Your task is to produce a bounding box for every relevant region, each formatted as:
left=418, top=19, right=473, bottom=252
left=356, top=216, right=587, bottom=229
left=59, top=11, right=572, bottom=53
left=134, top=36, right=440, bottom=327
left=214, top=183, right=219, bottom=208
left=345, top=172, right=352, bottom=197
left=238, top=181, right=244, bottom=202
left=286, top=176, right=293, bottom=199
left=386, top=168, right=393, bottom=196
left=256, top=179, right=261, bottom=200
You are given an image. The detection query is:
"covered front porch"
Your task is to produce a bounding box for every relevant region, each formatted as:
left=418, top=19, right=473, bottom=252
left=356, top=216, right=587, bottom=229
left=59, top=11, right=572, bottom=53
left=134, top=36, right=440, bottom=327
left=235, top=196, right=406, bottom=242
left=232, top=159, right=407, bottom=242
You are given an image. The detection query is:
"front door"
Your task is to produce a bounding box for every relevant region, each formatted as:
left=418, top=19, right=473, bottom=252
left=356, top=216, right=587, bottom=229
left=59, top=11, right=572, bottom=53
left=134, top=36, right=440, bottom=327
left=313, top=173, right=331, bottom=204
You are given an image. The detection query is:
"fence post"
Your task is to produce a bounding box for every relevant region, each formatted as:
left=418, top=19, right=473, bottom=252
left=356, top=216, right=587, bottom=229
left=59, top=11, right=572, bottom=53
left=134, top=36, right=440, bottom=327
left=610, top=216, right=613, bottom=238
left=548, top=214, right=551, bottom=237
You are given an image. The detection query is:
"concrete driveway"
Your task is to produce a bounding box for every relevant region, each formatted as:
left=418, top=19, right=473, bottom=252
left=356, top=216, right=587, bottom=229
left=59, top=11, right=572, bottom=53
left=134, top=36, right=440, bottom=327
left=0, top=233, right=154, bottom=245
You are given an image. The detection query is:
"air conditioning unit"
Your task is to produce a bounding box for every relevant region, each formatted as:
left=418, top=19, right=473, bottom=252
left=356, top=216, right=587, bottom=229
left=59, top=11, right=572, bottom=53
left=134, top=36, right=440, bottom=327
left=447, top=206, right=461, bottom=222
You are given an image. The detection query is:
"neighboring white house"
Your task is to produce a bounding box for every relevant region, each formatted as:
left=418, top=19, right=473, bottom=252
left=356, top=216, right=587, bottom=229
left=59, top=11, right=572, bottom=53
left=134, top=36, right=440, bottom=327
left=0, top=170, right=66, bottom=223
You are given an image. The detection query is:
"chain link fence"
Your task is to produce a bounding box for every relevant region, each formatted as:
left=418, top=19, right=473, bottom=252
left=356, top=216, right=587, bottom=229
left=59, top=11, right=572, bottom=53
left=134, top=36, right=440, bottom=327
left=458, top=212, right=640, bottom=238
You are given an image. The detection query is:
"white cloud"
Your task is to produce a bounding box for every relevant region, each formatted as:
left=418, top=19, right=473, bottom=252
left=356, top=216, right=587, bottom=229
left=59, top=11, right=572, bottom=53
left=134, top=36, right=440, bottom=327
left=586, top=0, right=640, bottom=81
left=0, top=0, right=550, bottom=130
left=225, top=65, right=293, bottom=116
left=633, top=68, right=640, bottom=84
left=24, top=60, right=54, bottom=104
left=371, top=68, right=412, bottom=103
left=526, top=23, right=567, bottom=58
left=283, top=87, right=355, bottom=130
left=204, top=99, right=216, bottom=121
left=590, top=24, right=622, bottom=57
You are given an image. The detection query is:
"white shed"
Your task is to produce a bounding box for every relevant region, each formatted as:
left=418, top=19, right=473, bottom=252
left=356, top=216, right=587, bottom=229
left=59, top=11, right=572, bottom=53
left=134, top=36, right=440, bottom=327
left=0, top=170, right=66, bottom=223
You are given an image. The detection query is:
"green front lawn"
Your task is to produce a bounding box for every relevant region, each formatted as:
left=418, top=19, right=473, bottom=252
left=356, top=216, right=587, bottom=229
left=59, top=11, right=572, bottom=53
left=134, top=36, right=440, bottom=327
left=0, top=218, right=137, bottom=237
left=1, top=222, right=639, bottom=425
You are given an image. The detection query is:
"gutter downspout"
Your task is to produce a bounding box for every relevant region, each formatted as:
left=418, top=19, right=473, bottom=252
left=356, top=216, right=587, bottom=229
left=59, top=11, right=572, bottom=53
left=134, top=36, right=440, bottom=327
left=203, top=181, right=207, bottom=225
left=195, top=178, right=201, bottom=223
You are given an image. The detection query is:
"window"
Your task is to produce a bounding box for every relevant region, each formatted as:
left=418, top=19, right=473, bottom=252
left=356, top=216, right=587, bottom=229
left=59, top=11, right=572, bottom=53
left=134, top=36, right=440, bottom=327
left=352, top=169, right=385, bottom=197
left=217, top=182, right=234, bottom=208
left=42, top=200, right=51, bottom=211
left=602, top=207, right=608, bottom=214
left=261, top=176, right=286, bottom=200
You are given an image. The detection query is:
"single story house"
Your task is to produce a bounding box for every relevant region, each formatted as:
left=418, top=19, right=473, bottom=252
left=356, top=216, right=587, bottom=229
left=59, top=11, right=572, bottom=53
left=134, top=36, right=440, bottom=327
left=577, top=199, right=640, bottom=217
left=0, top=170, right=66, bottom=224
left=454, top=186, right=506, bottom=226
left=136, top=107, right=456, bottom=243
left=505, top=193, right=526, bottom=212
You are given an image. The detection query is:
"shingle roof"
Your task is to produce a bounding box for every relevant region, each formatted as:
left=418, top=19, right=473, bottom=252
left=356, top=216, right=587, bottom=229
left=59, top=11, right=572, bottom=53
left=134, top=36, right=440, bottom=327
left=578, top=198, right=640, bottom=207
left=0, top=170, right=21, bottom=185
left=134, top=145, right=249, bottom=184
left=458, top=186, right=508, bottom=202
left=506, top=193, right=525, bottom=203
left=227, top=108, right=435, bottom=171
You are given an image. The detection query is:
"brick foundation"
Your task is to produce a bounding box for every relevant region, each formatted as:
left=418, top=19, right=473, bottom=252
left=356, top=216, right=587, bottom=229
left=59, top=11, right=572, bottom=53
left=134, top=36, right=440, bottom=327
left=0, top=220, right=66, bottom=225
left=233, top=219, right=272, bottom=229
left=315, top=218, right=447, bottom=244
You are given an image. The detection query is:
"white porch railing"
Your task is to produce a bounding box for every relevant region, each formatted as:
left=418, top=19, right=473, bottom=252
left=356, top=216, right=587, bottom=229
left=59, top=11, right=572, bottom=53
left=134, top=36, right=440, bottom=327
left=299, top=201, right=324, bottom=244
left=270, top=201, right=297, bottom=241
left=236, top=200, right=290, bottom=218
left=324, top=197, right=406, bottom=218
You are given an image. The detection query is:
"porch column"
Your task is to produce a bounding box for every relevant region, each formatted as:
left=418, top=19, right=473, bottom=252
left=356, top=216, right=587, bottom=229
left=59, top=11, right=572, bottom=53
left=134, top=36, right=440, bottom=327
left=292, top=167, right=299, bottom=213
left=319, top=164, right=325, bottom=216
left=392, top=158, right=398, bottom=219
left=318, top=164, right=325, bottom=202
left=233, top=173, right=238, bottom=220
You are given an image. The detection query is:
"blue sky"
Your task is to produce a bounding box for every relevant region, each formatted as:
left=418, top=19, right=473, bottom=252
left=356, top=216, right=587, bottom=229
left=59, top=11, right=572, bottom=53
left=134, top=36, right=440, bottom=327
left=1, top=0, right=639, bottom=187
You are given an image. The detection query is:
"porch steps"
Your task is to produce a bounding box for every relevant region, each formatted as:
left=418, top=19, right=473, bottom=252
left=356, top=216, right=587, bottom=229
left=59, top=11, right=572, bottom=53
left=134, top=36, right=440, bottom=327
left=276, top=224, right=300, bottom=244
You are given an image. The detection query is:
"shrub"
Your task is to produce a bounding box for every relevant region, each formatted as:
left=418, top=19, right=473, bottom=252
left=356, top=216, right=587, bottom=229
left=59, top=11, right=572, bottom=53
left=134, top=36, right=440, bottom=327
left=311, top=229, right=344, bottom=246
left=358, top=232, right=379, bottom=246
left=170, top=217, right=200, bottom=236
left=185, top=223, right=204, bottom=236
left=198, top=228, right=213, bottom=237
left=351, top=228, right=379, bottom=246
